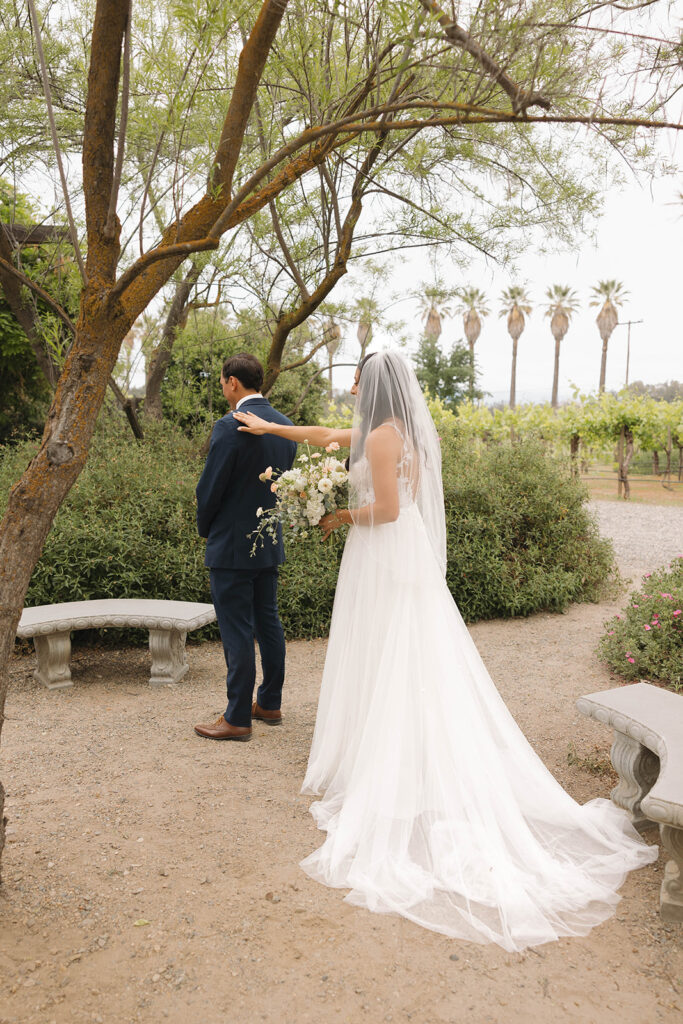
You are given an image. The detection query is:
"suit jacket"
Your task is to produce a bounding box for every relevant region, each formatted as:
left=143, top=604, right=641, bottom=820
left=196, top=397, right=297, bottom=569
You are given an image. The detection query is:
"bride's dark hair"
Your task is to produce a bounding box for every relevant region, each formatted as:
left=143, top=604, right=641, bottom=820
left=355, top=351, right=418, bottom=455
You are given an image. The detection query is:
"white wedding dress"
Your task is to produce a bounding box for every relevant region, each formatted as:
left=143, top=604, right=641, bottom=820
left=300, top=425, right=657, bottom=951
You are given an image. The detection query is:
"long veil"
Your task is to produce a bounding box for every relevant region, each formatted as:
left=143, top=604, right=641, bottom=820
left=348, top=350, right=447, bottom=575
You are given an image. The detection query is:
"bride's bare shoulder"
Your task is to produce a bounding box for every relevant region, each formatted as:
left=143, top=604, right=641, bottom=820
left=366, top=422, right=403, bottom=455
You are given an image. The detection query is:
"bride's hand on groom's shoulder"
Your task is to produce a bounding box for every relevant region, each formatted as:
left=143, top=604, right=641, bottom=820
left=234, top=411, right=268, bottom=434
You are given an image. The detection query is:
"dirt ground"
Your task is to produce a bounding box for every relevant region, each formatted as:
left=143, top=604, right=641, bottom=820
left=1, top=589, right=680, bottom=1024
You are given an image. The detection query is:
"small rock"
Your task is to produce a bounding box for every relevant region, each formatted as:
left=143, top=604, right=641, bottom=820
left=449, top=953, right=460, bottom=962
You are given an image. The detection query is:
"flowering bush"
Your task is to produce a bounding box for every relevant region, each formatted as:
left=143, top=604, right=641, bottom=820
left=250, top=442, right=348, bottom=552
left=598, top=557, right=683, bottom=691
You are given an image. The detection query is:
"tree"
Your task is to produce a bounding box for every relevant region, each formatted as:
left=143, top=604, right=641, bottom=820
left=0, top=0, right=681, bottom=873
left=545, top=285, right=579, bottom=408
left=418, top=282, right=454, bottom=342
left=414, top=334, right=475, bottom=409
left=499, top=285, right=532, bottom=409
left=590, top=280, right=628, bottom=393
left=456, top=287, right=489, bottom=400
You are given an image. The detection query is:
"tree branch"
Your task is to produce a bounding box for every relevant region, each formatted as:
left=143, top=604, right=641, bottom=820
left=210, top=0, right=290, bottom=197
left=26, top=0, right=88, bottom=283
left=0, top=250, right=75, bottom=336
left=105, top=0, right=132, bottom=239
left=417, top=0, right=552, bottom=113
left=82, top=0, right=130, bottom=279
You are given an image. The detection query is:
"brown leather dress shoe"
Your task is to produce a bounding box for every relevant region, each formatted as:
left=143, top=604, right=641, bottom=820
left=194, top=715, right=252, bottom=741
left=252, top=702, right=282, bottom=726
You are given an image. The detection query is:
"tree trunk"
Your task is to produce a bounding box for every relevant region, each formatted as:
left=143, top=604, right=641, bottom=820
left=617, top=425, right=634, bottom=500
left=599, top=338, right=608, bottom=393
left=570, top=432, right=580, bottom=478
left=468, top=340, right=475, bottom=400
left=678, top=447, right=683, bottom=483
left=145, top=264, right=202, bottom=420
left=652, top=450, right=660, bottom=475
left=509, top=337, right=518, bottom=409
left=551, top=336, right=561, bottom=408
left=0, top=306, right=129, bottom=871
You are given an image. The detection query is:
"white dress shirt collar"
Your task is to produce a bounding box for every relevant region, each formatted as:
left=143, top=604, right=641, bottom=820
left=235, top=393, right=264, bottom=411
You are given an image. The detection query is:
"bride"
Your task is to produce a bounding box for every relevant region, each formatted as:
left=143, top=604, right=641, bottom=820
left=234, top=349, right=656, bottom=951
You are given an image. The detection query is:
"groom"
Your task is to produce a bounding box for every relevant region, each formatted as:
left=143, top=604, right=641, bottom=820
left=194, top=353, right=297, bottom=741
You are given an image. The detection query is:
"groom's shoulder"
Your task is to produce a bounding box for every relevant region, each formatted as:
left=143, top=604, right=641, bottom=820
left=251, top=399, right=293, bottom=428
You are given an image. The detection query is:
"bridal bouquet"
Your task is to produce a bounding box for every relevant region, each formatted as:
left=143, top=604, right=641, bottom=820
left=250, top=442, right=348, bottom=552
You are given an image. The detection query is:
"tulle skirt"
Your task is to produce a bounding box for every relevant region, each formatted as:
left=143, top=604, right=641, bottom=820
left=300, top=504, right=657, bottom=951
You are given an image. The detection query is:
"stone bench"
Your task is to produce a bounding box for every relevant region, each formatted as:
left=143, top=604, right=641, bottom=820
left=18, top=599, right=216, bottom=690
left=576, top=681, right=683, bottom=923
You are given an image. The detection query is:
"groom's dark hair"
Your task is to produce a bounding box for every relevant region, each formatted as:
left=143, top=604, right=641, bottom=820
left=222, top=352, right=264, bottom=391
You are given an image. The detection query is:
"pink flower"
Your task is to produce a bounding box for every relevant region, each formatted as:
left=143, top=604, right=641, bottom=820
left=270, top=482, right=278, bottom=493
left=644, top=624, right=651, bottom=631
left=632, top=604, right=639, bottom=608
left=627, top=657, right=635, bottom=664
left=644, top=573, right=652, bottom=578
left=325, top=441, right=341, bottom=452
left=674, top=610, right=682, bottom=617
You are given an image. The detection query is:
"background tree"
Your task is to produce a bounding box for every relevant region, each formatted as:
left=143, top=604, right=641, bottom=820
left=545, top=284, right=579, bottom=408
left=414, top=335, right=476, bottom=409
left=418, top=282, right=454, bottom=342
left=590, top=280, right=628, bottom=393
left=456, top=286, right=489, bottom=401
left=499, top=285, right=532, bottom=409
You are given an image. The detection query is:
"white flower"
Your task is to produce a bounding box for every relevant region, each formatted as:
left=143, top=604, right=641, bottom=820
left=318, top=477, right=333, bottom=494
left=256, top=506, right=264, bottom=517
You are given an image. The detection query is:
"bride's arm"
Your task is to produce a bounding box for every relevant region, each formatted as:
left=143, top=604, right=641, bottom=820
left=320, top=425, right=401, bottom=538
left=234, top=410, right=352, bottom=448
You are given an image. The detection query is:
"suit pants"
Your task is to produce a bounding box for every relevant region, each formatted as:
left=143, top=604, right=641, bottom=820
left=210, top=566, right=286, bottom=728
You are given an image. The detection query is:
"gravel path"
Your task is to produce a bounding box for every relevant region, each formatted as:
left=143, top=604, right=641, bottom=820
left=1, top=499, right=681, bottom=1024
left=590, top=499, right=683, bottom=582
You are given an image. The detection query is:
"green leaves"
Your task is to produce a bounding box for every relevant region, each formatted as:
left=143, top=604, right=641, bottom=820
left=599, top=559, right=683, bottom=691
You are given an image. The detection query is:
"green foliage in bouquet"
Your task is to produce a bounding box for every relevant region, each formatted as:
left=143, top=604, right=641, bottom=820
left=598, top=559, right=683, bottom=691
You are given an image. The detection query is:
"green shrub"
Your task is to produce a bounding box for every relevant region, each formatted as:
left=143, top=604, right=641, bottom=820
left=1, top=419, right=617, bottom=646
left=442, top=433, right=617, bottom=620
left=0, top=423, right=218, bottom=645
left=598, top=559, right=683, bottom=691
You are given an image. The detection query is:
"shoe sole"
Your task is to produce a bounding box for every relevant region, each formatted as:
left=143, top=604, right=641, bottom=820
left=194, top=730, right=252, bottom=741
left=253, top=716, right=282, bottom=726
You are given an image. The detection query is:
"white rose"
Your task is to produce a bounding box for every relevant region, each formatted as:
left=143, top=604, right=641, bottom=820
left=318, top=478, right=333, bottom=494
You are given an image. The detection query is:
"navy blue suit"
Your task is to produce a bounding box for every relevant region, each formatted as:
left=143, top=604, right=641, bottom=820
left=196, top=397, right=297, bottom=726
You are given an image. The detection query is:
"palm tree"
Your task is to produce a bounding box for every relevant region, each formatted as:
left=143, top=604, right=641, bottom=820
left=589, top=280, right=628, bottom=393
left=499, top=285, right=532, bottom=408
left=418, top=283, right=454, bottom=342
left=456, top=287, right=489, bottom=399
left=323, top=318, right=342, bottom=398
left=544, top=285, right=579, bottom=408
left=352, top=296, right=380, bottom=360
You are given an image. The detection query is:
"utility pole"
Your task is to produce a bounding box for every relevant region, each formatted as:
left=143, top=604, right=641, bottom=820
left=616, top=319, right=643, bottom=388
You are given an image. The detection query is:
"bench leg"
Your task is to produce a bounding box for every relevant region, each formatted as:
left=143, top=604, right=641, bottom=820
left=610, top=731, right=660, bottom=832
left=148, top=628, right=189, bottom=687
left=33, top=633, right=73, bottom=690
left=660, top=825, right=683, bottom=922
